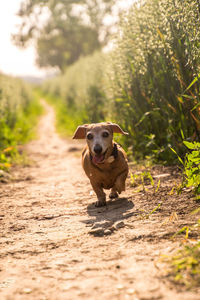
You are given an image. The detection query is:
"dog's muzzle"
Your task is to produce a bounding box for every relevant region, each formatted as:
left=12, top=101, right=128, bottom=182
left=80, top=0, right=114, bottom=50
left=90, top=143, right=118, bottom=165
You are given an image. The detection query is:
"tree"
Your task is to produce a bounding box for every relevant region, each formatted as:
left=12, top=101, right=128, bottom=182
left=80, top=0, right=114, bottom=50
left=13, top=0, right=116, bottom=71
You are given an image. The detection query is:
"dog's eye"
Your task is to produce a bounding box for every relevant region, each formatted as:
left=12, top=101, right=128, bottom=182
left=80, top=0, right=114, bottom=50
left=87, top=133, right=93, bottom=140
left=102, top=131, right=109, bottom=138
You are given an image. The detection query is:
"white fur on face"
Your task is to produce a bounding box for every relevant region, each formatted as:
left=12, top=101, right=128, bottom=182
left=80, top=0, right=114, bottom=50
left=86, top=129, right=113, bottom=155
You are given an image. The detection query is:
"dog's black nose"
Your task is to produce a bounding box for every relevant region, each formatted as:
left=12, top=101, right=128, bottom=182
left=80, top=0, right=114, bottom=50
left=94, top=144, right=102, bottom=154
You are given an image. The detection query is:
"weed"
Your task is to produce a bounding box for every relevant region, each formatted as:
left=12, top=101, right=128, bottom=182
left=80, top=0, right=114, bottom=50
left=145, top=202, right=163, bottom=219
left=165, top=220, right=200, bottom=288
left=130, top=169, right=162, bottom=194
left=183, top=141, right=200, bottom=197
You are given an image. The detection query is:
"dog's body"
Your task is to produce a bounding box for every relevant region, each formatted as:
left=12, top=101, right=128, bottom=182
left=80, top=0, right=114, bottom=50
left=73, top=122, right=129, bottom=206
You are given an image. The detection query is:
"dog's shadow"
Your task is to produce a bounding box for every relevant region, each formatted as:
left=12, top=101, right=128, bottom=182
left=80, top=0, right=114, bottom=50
left=82, top=197, right=136, bottom=236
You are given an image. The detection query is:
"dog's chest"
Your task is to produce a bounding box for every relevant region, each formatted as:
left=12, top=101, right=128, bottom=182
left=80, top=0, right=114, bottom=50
left=90, top=164, right=120, bottom=189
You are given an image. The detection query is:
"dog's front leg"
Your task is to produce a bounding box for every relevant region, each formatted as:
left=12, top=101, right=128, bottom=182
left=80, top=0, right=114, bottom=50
left=90, top=182, right=106, bottom=207
left=113, top=169, right=128, bottom=194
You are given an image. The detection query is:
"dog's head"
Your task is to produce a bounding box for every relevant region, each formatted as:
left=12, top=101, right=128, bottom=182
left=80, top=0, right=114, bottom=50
left=73, top=122, right=128, bottom=164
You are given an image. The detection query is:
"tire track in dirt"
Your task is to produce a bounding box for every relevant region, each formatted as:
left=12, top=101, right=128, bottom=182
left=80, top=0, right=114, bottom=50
left=0, top=101, right=199, bottom=300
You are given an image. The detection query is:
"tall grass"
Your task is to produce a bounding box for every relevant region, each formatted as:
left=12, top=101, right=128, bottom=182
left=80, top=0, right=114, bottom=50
left=42, top=0, right=200, bottom=163
left=108, top=0, right=200, bottom=162
left=0, top=74, right=42, bottom=170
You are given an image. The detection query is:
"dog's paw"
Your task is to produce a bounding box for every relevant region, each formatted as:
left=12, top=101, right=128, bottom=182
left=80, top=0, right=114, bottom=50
left=95, top=199, right=106, bottom=207
left=109, top=191, right=118, bottom=199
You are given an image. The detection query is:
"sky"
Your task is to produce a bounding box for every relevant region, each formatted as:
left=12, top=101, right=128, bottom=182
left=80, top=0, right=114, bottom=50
left=0, top=0, right=48, bottom=77
left=0, top=0, right=135, bottom=78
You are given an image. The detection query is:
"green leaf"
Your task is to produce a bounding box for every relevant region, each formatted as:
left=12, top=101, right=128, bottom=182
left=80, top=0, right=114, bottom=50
left=183, top=74, right=200, bottom=93
left=170, top=147, right=184, bottom=165
left=183, top=141, right=198, bottom=150
left=191, top=102, right=200, bottom=112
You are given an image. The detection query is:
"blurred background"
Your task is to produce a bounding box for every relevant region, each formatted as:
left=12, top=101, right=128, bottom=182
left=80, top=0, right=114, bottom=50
left=0, top=0, right=134, bottom=79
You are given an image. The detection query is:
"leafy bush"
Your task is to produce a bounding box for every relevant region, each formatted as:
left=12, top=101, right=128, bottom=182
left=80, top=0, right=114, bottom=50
left=171, top=140, right=200, bottom=197
left=183, top=141, right=200, bottom=196
left=0, top=74, right=42, bottom=169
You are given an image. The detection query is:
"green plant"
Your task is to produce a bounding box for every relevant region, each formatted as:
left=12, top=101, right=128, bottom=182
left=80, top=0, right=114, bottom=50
left=183, top=141, right=200, bottom=197
left=130, top=170, right=161, bottom=194
left=165, top=220, right=200, bottom=288
left=145, top=202, right=163, bottom=219
left=0, top=75, right=42, bottom=170
left=170, top=140, right=200, bottom=198
left=107, top=0, right=200, bottom=163
left=42, top=1, right=200, bottom=164
left=167, top=140, right=200, bottom=288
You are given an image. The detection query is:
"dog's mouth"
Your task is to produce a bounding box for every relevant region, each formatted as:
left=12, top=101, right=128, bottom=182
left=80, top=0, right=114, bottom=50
left=92, top=149, right=107, bottom=165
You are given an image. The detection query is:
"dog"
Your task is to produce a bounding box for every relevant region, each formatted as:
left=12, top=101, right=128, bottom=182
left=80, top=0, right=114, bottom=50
left=73, top=122, right=129, bottom=207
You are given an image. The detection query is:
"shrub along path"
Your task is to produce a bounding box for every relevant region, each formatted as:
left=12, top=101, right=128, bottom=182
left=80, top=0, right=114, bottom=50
left=0, top=101, right=199, bottom=300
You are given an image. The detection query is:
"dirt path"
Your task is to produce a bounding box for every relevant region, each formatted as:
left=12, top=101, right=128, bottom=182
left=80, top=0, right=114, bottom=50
left=0, top=101, right=199, bottom=300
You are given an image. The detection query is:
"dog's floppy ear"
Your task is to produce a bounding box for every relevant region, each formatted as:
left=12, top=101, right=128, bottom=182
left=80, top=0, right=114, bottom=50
left=108, top=122, right=129, bottom=135
left=72, top=125, right=89, bottom=139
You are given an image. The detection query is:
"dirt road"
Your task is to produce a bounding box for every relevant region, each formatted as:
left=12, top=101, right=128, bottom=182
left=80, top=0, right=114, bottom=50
left=0, top=101, right=199, bottom=300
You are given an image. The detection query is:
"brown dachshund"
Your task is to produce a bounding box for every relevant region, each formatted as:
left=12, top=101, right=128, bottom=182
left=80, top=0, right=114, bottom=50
left=73, top=122, right=129, bottom=207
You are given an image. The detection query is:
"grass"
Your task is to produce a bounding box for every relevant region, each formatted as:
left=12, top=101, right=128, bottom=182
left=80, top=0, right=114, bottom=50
left=164, top=141, right=200, bottom=288
left=165, top=221, right=200, bottom=288
left=0, top=80, right=43, bottom=170
left=108, top=0, right=200, bottom=162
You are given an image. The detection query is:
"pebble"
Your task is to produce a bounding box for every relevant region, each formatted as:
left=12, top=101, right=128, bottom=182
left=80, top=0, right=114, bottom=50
left=0, top=170, right=12, bottom=183
left=89, top=228, right=104, bottom=236
left=114, top=221, right=125, bottom=230
left=0, top=170, right=11, bottom=179
left=91, top=220, right=112, bottom=230
left=104, top=229, right=112, bottom=235
left=23, top=288, right=32, bottom=294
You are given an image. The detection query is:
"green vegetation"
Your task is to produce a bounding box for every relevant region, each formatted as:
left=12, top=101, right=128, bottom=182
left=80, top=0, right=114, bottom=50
left=0, top=74, right=42, bottom=170
left=42, top=92, right=84, bottom=137
left=166, top=141, right=200, bottom=288
left=183, top=141, right=200, bottom=197
left=109, top=0, right=200, bottom=162
left=42, top=52, right=107, bottom=135
left=171, top=140, right=200, bottom=198
left=43, top=0, right=200, bottom=164
left=166, top=222, right=200, bottom=288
